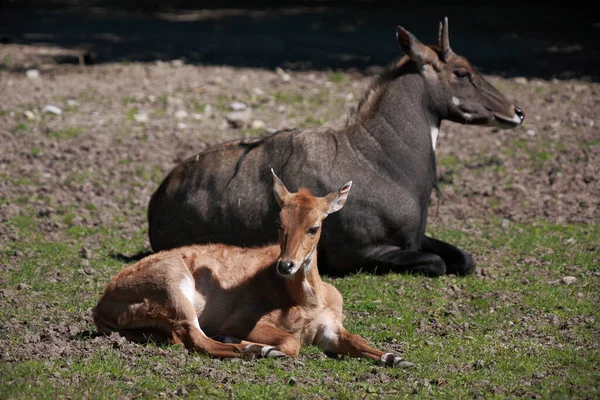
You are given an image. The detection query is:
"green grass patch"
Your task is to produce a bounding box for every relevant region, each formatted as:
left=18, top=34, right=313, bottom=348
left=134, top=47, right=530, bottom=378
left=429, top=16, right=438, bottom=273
left=328, top=72, right=347, bottom=84
left=48, top=127, right=84, bottom=140
left=125, top=106, right=138, bottom=122
left=11, top=122, right=30, bottom=133
left=274, top=91, right=303, bottom=104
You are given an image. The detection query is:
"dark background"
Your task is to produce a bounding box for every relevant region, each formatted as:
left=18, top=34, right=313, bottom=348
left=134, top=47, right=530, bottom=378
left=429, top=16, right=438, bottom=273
left=1, top=1, right=598, bottom=80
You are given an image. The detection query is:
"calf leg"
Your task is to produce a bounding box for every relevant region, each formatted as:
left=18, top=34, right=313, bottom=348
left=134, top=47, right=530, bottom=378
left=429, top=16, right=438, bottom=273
left=420, top=235, right=476, bottom=276
left=94, top=274, right=275, bottom=358
left=317, top=326, right=413, bottom=367
left=242, top=323, right=302, bottom=358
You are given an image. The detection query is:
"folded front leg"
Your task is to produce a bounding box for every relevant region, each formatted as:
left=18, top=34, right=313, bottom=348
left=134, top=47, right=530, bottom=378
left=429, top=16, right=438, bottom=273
left=242, top=323, right=302, bottom=358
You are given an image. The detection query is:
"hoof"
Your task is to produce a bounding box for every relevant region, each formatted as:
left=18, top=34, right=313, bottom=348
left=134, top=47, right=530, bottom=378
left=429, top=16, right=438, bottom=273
left=243, top=344, right=287, bottom=358
left=261, top=347, right=287, bottom=358
left=379, top=352, right=416, bottom=368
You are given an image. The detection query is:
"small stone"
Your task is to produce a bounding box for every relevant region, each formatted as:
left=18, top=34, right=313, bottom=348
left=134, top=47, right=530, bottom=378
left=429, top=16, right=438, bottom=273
left=191, top=113, right=203, bottom=120
left=17, top=283, right=32, bottom=290
left=252, top=87, right=264, bottom=96
left=230, top=101, right=247, bottom=111
left=526, top=129, right=535, bottom=136
left=561, top=276, right=576, bottom=285
left=67, top=99, right=79, bottom=107
left=514, top=77, right=528, bottom=85
left=251, top=120, right=266, bottom=130
left=177, top=122, right=187, bottom=129
left=83, top=267, right=95, bottom=275
left=174, top=110, right=188, bottom=119
left=203, top=104, right=213, bottom=116
left=276, top=105, right=286, bottom=113
left=26, top=69, right=40, bottom=80
left=275, top=67, right=291, bottom=82
left=171, top=59, right=184, bottom=67
left=24, top=110, right=36, bottom=120
left=133, top=113, right=148, bottom=123
left=42, top=105, right=62, bottom=115
left=80, top=246, right=92, bottom=259
left=225, top=109, right=252, bottom=128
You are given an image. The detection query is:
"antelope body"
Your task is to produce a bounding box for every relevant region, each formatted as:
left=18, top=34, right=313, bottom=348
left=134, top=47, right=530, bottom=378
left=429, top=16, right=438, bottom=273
left=148, top=18, right=524, bottom=277
left=94, top=172, right=410, bottom=365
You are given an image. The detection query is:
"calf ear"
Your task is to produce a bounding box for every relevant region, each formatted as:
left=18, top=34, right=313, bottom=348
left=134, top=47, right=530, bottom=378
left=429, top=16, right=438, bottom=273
left=326, top=181, right=352, bottom=214
left=271, top=168, right=290, bottom=208
left=396, top=25, right=440, bottom=70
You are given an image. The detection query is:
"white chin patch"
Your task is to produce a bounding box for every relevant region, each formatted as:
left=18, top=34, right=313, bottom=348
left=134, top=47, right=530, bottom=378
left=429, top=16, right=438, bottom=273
left=430, top=127, right=439, bottom=151
left=302, top=248, right=316, bottom=272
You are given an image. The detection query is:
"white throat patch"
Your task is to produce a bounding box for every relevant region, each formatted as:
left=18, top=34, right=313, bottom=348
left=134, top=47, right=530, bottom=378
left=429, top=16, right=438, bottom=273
left=430, top=126, right=439, bottom=151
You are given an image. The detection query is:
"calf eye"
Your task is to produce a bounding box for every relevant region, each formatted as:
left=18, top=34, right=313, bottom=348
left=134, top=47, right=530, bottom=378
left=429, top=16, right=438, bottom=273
left=275, top=221, right=283, bottom=230
left=307, top=226, right=320, bottom=235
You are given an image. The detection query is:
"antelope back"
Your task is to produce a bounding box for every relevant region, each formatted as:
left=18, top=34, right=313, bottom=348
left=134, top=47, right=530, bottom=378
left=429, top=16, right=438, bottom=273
left=271, top=169, right=351, bottom=277
left=396, top=17, right=524, bottom=128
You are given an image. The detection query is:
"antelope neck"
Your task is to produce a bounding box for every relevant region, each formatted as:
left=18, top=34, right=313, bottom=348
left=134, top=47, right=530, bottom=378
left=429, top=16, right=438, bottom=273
left=353, top=73, right=439, bottom=156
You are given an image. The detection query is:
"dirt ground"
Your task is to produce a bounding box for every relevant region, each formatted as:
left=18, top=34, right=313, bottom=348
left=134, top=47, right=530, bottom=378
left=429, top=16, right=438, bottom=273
left=0, top=4, right=599, bottom=394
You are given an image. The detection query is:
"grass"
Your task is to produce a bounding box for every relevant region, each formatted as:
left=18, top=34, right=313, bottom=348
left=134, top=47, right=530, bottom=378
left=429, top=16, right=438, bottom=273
left=328, top=72, right=347, bottom=84
left=1, top=209, right=598, bottom=399
left=48, top=127, right=84, bottom=140
left=125, top=106, right=139, bottom=121
left=11, top=122, right=30, bottom=133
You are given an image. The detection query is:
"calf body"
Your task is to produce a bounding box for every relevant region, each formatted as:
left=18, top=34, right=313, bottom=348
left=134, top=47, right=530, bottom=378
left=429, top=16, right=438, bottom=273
left=148, top=18, right=524, bottom=277
left=95, top=173, right=409, bottom=365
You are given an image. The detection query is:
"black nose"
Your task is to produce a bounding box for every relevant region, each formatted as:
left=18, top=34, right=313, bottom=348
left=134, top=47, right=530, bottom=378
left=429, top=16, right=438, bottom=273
left=515, top=107, right=525, bottom=122
left=277, top=260, right=295, bottom=275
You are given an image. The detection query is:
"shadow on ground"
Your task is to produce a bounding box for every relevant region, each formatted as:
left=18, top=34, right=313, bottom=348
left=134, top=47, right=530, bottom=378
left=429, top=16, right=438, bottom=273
left=1, top=1, right=598, bottom=79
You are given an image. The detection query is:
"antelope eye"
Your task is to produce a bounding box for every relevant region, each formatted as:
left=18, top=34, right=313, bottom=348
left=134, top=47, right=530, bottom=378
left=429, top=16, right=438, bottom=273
left=454, top=68, right=469, bottom=79
left=275, top=221, right=283, bottom=230
left=307, top=226, right=320, bottom=235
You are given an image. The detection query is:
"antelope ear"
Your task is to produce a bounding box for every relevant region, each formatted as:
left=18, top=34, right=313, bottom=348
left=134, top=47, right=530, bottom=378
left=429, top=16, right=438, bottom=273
left=325, top=181, right=352, bottom=215
left=396, top=25, right=440, bottom=69
left=271, top=168, right=290, bottom=208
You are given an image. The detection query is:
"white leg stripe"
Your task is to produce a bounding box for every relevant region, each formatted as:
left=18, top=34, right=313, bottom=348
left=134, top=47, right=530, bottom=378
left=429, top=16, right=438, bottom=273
left=261, top=346, right=275, bottom=357
left=179, top=276, right=202, bottom=332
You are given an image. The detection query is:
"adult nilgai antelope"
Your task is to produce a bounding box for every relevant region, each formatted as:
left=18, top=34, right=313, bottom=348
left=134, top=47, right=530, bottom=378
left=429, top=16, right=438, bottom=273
left=94, top=171, right=411, bottom=366
left=148, top=18, right=524, bottom=277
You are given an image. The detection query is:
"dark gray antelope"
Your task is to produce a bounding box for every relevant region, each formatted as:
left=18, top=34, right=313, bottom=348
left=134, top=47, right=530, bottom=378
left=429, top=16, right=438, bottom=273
left=147, top=18, right=524, bottom=277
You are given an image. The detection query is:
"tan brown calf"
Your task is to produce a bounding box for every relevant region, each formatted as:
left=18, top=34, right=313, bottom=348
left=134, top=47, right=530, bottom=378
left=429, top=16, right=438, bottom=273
left=94, top=170, right=412, bottom=366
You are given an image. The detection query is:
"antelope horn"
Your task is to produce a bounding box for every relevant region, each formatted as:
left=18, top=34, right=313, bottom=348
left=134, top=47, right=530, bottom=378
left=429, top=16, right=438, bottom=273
left=438, top=17, right=452, bottom=61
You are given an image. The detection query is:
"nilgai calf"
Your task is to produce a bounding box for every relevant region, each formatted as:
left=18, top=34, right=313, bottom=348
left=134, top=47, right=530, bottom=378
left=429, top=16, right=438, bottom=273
left=94, top=170, right=411, bottom=366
